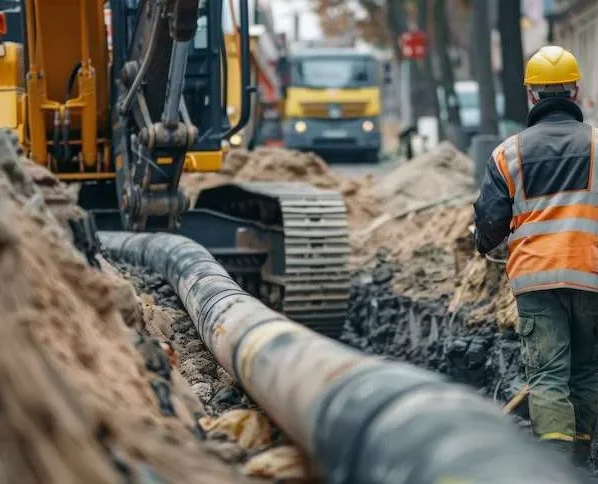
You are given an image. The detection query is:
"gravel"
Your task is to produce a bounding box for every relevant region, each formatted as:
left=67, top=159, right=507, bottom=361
left=105, top=259, right=280, bottom=473
left=341, top=256, right=527, bottom=409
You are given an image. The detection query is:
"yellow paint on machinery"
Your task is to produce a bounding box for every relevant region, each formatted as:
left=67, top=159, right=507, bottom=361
left=0, top=0, right=224, bottom=182
left=225, top=33, right=242, bottom=128
left=23, top=0, right=109, bottom=168
left=285, top=86, right=381, bottom=119
left=184, top=150, right=223, bottom=172
left=223, top=29, right=262, bottom=149
left=0, top=41, right=25, bottom=140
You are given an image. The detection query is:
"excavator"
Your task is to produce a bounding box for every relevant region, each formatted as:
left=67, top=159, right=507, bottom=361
left=0, top=0, right=351, bottom=337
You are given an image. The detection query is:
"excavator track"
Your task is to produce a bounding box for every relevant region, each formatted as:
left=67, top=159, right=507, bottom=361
left=194, top=182, right=351, bottom=337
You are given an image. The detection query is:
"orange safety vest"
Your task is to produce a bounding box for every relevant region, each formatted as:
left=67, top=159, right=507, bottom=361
left=494, top=128, right=598, bottom=295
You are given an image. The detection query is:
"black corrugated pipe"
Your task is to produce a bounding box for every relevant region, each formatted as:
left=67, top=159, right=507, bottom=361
left=99, top=231, right=587, bottom=484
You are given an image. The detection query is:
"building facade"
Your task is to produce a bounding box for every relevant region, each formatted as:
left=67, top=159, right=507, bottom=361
left=550, top=0, right=598, bottom=110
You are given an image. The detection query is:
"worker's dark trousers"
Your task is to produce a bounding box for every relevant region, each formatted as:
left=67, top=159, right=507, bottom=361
left=516, top=289, right=598, bottom=444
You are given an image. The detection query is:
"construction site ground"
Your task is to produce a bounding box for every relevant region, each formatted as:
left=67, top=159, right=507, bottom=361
left=181, top=144, right=521, bottom=395
left=3, top=127, right=596, bottom=481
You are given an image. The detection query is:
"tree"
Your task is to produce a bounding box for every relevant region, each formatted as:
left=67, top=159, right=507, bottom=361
left=416, top=0, right=439, bottom=119
left=498, top=0, right=528, bottom=126
left=313, top=2, right=359, bottom=41
left=471, top=0, right=498, bottom=135
left=312, top=0, right=390, bottom=48
left=434, top=0, right=461, bottom=127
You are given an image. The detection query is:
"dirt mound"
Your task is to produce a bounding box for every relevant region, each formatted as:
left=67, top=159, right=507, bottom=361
left=181, top=147, right=380, bottom=229
left=370, top=141, right=475, bottom=214
left=0, top=134, right=252, bottom=483
left=182, top=143, right=474, bottom=247
left=349, top=142, right=476, bottom=266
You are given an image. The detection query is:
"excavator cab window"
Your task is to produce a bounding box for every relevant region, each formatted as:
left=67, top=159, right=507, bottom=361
left=183, top=1, right=228, bottom=152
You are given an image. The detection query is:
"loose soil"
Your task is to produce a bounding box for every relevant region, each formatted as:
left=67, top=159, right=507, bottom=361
left=0, top=128, right=526, bottom=482
left=0, top=131, right=309, bottom=483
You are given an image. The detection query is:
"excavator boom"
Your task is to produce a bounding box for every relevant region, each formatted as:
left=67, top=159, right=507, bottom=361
left=0, top=0, right=351, bottom=337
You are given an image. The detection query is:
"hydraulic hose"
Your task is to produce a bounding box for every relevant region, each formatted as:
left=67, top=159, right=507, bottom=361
left=118, top=3, right=162, bottom=116
left=99, top=231, right=587, bottom=484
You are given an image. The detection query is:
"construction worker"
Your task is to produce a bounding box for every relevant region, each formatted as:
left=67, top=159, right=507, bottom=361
left=473, top=45, right=598, bottom=468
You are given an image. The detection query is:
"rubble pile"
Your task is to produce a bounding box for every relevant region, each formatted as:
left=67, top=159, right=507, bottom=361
left=0, top=132, right=303, bottom=483
left=341, top=258, right=526, bottom=410
left=336, top=142, right=520, bottom=405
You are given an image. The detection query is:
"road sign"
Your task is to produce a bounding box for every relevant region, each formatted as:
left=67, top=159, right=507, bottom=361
left=399, top=31, right=427, bottom=59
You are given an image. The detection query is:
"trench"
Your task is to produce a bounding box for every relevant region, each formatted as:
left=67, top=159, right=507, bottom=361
left=342, top=259, right=526, bottom=405
left=107, top=258, right=292, bottom=469
left=100, top=231, right=594, bottom=484
left=342, top=256, right=598, bottom=478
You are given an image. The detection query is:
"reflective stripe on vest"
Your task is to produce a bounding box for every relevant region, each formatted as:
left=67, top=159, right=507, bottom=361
left=497, top=128, right=598, bottom=294
left=510, top=269, right=598, bottom=293
left=509, top=217, right=598, bottom=242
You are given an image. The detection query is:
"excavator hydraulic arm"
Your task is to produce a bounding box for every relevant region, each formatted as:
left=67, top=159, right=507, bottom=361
left=0, top=0, right=351, bottom=337
left=113, top=0, right=200, bottom=232
left=112, top=0, right=252, bottom=232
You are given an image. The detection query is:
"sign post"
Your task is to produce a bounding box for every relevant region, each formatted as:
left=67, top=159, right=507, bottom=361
left=398, top=31, right=428, bottom=130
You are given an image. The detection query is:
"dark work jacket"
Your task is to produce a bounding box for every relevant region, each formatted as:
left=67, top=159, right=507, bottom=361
left=473, top=97, right=587, bottom=255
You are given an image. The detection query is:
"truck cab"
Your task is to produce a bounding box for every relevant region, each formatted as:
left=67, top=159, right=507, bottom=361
left=283, top=47, right=384, bottom=163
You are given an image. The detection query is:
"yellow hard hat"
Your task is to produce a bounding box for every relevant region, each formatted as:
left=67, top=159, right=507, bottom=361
left=524, top=46, right=581, bottom=85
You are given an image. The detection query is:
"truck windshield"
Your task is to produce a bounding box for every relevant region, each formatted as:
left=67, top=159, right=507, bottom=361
left=291, top=57, right=376, bottom=89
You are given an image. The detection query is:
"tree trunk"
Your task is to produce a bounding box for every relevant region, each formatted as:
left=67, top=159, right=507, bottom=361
left=472, top=0, right=498, bottom=135
left=387, top=0, right=418, bottom=125
left=434, top=0, right=461, bottom=127
left=387, top=0, right=408, bottom=59
left=416, top=0, right=440, bottom=119
left=498, top=0, right=528, bottom=125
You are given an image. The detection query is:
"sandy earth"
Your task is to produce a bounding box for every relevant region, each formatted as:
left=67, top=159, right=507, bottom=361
left=0, top=130, right=310, bottom=483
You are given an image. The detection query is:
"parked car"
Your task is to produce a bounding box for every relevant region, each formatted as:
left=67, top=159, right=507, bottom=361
left=437, top=80, right=507, bottom=147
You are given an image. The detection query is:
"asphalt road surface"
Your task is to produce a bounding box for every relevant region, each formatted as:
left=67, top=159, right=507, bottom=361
left=328, top=153, right=401, bottom=178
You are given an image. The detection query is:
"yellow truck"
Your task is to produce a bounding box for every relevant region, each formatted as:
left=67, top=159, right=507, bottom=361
left=222, top=0, right=284, bottom=150
left=283, top=47, right=385, bottom=163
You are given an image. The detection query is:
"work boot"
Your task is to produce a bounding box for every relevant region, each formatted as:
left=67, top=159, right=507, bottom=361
left=573, top=440, right=591, bottom=470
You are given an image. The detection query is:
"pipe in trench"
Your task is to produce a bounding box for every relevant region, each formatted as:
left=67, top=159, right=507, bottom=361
left=99, top=231, right=587, bottom=484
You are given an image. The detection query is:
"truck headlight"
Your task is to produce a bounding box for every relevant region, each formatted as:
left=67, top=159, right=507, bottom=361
left=230, top=134, right=242, bottom=146
left=295, top=121, right=307, bottom=133
left=362, top=120, right=374, bottom=132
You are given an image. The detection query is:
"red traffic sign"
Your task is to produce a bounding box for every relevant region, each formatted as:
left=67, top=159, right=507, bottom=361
left=399, top=31, right=427, bottom=59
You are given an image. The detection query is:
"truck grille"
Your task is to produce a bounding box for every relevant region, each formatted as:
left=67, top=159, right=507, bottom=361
left=300, top=102, right=367, bottom=118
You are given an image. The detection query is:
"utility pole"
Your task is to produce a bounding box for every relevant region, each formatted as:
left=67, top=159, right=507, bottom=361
left=293, top=11, right=301, bottom=42
left=400, top=56, right=414, bottom=128
left=417, top=0, right=439, bottom=119
left=499, top=0, right=528, bottom=126
left=434, top=0, right=464, bottom=149
left=472, top=0, right=498, bottom=135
